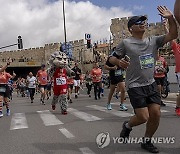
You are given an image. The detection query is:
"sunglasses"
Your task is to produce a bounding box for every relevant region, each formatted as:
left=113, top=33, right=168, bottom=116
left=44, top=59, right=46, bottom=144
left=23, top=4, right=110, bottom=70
left=134, top=20, right=146, bottom=25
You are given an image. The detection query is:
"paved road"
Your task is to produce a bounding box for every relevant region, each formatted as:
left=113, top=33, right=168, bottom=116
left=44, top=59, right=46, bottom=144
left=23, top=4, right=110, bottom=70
left=0, top=89, right=179, bottom=154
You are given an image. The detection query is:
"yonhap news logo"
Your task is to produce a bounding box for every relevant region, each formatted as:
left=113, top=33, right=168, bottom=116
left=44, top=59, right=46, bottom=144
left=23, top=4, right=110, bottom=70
left=96, top=132, right=110, bottom=148
left=96, top=132, right=175, bottom=148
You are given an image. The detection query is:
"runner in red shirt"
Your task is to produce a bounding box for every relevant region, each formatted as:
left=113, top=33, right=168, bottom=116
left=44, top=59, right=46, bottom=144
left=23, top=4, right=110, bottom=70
left=0, top=59, right=16, bottom=118
left=154, top=51, right=168, bottom=106
left=51, top=68, right=68, bottom=114
left=67, top=76, right=74, bottom=103
left=36, top=64, right=48, bottom=105
left=171, top=39, right=180, bottom=116
left=90, top=62, right=102, bottom=100
left=164, top=20, right=180, bottom=116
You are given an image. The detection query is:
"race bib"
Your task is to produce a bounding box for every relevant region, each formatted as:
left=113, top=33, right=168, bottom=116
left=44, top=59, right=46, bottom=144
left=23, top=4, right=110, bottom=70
left=0, top=87, right=6, bottom=92
left=42, top=77, right=47, bottom=80
left=139, top=53, right=154, bottom=69
left=156, top=60, right=163, bottom=66
left=56, top=77, right=66, bottom=85
left=115, top=69, right=124, bottom=76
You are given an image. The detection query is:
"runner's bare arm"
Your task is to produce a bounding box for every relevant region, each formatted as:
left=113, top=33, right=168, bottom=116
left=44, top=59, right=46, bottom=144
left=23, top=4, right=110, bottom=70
left=174, top=0, right=180, bottom=24
left=108, top=56, right=129, bottom=69
left=0, top=58, right=12, bottom=72
left=157, top=6, right=178, bottom=44
left=104, top=64, right=117, bottom=71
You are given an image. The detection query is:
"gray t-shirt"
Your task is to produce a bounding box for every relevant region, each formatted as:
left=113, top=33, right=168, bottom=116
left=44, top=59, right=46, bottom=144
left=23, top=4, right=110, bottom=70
left=115, top=35, right=165, bottom=89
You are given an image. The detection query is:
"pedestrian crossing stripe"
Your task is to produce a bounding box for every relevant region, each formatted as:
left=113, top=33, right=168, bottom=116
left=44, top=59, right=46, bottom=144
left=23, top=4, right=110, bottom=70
left=79, top=147, right=95, bottom=154
left=10, top=103, right=176, bottom=130
left=111, top=102, right=170, bottom=113
left=37, top=110, right=63, bottom=126
left=59, top=128, right=75, bottom=139
left=68, top=108, right=102, bottom=121
left=163, top=102, right=176, bottom=108
left=87, top=105, right=133, bottom=117
left=10, top=113, right=28, bottom=130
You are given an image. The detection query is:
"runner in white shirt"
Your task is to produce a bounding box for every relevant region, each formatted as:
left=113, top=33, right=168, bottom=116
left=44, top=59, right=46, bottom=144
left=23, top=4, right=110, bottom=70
left=26, top=72, right=37, bottom=103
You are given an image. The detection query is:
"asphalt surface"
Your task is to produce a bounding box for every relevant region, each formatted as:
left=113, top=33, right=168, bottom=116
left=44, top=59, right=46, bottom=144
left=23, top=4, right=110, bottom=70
left=0, top=88, right=179, bottom=154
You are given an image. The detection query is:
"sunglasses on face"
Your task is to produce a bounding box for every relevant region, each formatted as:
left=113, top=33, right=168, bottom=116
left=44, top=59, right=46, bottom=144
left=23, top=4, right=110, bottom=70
left=134, top=20, right=146, bottom=25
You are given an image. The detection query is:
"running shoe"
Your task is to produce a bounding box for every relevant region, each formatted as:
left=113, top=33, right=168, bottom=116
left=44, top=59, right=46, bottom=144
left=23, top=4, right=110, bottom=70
left=0, top=111, right=3, bottom=118
left=141, top=140, right=159, bottom=153
left=119, top=104, right=128, bottom=111
left=75, top=95, right=78, bottom=98
left=69, top=99, right=73, bottom=103
left=6, top=109, right=10, bottom=116
left=175, top=107, right=180, bottom=116
left=120, top=121, right=132, bottom=139
left=106, top=104, right=112, bottom=110
left=61, top=110, right=67, bottom=115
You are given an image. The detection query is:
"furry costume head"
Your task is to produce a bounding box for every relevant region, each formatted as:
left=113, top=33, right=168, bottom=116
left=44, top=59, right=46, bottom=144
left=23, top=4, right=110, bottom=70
left=49, top=51, right=69, bottom=68
left=48, top=51, right=74, bottom=78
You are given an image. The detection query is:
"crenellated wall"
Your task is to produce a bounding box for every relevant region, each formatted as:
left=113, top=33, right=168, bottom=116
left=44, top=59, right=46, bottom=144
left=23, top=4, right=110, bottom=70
left=110, top=15, right=167, bottom=47
left=0, top=39, right=87, bottom=67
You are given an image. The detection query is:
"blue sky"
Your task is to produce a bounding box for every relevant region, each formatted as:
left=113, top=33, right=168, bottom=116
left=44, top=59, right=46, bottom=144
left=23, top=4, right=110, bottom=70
left=64, top=0, right=176, bottom=23
left=0, top=0, right=177, bottom=50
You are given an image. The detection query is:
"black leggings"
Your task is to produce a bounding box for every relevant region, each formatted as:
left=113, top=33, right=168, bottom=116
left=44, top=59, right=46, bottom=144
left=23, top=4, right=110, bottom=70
left=86, top=83, right=92, bottom=95
left=93, top=82, right=102, bottom=99
left=28, top=88, right=35, bottom=101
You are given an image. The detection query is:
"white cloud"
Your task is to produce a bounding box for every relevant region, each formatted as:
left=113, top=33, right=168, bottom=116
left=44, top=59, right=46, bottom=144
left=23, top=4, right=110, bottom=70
left=0, top=0, right=133, bottom=50
left=133, top=5, right=144, bottom=11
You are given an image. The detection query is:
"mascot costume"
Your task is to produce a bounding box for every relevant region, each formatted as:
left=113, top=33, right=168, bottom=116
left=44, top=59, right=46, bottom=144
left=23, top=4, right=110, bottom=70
left=48, top=51, right=74, bottom=115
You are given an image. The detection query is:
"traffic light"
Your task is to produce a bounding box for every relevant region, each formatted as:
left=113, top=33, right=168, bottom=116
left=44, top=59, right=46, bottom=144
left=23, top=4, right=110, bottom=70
left=18, top=36, right=23, bottom=49
left=87, top=39, right=91, bottom=49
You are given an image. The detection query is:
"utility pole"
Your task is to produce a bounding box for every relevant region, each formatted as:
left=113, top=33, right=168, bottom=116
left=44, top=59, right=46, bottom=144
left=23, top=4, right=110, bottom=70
left=62, top=0, right=67, bottom=45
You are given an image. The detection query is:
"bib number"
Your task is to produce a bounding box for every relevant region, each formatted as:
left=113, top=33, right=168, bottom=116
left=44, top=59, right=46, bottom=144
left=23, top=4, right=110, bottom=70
left=115, top=69, right=123, bottom=76
left=56, top=77, right=66, bottom=85
left=139, top=53, right=154, bottom=69
left=0, top=87, right=6, bottom=92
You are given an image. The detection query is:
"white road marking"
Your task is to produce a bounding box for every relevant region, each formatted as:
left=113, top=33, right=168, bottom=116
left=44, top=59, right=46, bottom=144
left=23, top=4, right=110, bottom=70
left=79, top=147, right=95, bottom=154
left=162, top=100, right=176, bottom=103
left=160, top=109, right=169, bottom=113
left=111, top=102, right=132, bottom=107
left=113, top=101, right=176, bottom=109
left=68, top=108, right=102, bottom=122
left=10, top=113, right=28, bottom=130
left=87, top=105, right=133, bottom=117
left=163, top=101, right=176, bottom=108
left=59, top=128, right=75, bottom=139
left=37, top=110, right=63, bottom=126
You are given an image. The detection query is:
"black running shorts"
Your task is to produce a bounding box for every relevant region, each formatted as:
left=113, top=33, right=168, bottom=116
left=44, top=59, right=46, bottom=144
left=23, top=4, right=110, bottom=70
left=110, top=75, right=124, bottom=85
left=127, top=82, right=161, bottom=109
left=154, top=77, right=165, bottom=86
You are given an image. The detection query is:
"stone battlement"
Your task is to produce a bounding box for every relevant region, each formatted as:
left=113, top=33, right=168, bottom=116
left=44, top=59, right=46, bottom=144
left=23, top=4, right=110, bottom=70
left=0, top=39, right=86, bottom=67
